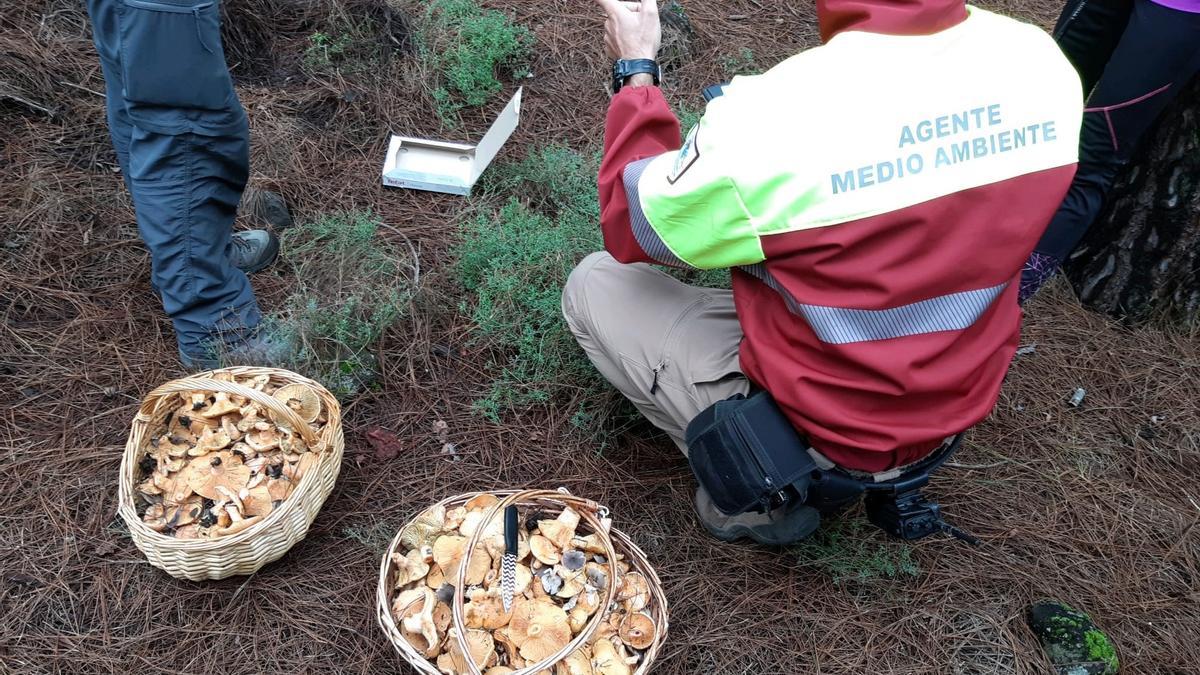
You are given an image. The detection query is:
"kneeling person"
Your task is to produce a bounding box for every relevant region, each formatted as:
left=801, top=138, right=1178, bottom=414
left=565, top=0, right=1083, bottom=544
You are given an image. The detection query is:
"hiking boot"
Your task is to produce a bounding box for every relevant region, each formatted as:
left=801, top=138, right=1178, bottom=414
left=178, top=328, right=294, bottom=371
left=240, top=186, right=293, bottom=230
left=694, top=486, right=820, bottom=546
left=230, top=229, right=280, bottom=274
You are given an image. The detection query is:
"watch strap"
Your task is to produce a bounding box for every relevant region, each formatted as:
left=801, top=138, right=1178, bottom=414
left=612, top=59, right=661, bottom=93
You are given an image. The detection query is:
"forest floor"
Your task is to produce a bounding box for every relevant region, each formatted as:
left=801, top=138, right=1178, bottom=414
left=2, top=0, right=1198, bottom=673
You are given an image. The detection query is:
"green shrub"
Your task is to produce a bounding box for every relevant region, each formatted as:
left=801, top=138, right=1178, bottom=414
left=302, top=5, right=393, bottom=77
left=719, top=47, right=762, bottom=77
left=795, top=519, right=921, bottom=585
left=411, top=0, right=532, bottom=123
left=455, top=146, right=629, bottom=434
left=255, top=211, right=416, bottom=398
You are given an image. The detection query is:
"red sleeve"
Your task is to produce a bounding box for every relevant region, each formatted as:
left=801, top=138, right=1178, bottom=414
left=598, top=86, right=682, bottom=264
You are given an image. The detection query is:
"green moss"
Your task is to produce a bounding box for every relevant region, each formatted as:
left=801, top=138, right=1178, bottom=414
left=1084, top=629, right=1119, bottom=673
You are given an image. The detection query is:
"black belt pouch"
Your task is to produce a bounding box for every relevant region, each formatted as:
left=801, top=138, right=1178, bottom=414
left=685, top=391, right=817, bottom=515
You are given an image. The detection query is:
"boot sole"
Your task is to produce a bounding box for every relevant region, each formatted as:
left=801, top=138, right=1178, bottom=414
left=699, top=508, right=821, bottom=546
left=695, top=490, right=822, bottom=546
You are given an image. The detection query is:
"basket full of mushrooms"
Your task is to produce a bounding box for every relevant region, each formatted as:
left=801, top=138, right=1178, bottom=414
left=377, top=489, right=668, bottom=675
left=118, top=366, right=344, bottom=581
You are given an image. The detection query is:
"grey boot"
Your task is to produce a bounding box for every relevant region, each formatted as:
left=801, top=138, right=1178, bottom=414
left=240, top=186, right=293, bottom=230
left=179, top=328, right=295, bottom=371
left=694, top=486, right=820, bottom=546
left=230, top=229, right=280, bottom=274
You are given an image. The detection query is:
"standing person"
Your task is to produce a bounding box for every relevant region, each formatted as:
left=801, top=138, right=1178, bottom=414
left=1019, top=0, right=1200, bottom=302
left=564, top=0, right=1082, bottom=545
left=85, top=0, right=291, bottom=368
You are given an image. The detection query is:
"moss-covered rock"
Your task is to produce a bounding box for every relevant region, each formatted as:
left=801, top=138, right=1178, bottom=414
left=1027, top=600, right=1119, bottom=675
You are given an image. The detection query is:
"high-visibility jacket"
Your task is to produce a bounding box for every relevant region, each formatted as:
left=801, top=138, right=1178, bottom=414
left=598, top=1, right=1083, bottom=472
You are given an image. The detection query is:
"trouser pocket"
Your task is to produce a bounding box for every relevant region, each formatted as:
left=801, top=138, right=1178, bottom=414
left=118, top=0, right=232, bottom=110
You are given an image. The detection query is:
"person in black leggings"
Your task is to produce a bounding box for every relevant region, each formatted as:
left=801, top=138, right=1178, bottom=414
left=1019, top=0, right=1200, bottom=303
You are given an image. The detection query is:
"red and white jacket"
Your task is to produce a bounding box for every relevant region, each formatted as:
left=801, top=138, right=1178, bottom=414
left=599, top=0, right=1082, bottom=471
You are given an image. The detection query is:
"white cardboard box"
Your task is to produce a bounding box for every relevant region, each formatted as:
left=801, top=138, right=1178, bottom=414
left=381, top=88, right=523, bottom=196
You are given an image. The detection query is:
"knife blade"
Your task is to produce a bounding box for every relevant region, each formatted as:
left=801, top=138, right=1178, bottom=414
left=501, top=505, right=518, bottom=613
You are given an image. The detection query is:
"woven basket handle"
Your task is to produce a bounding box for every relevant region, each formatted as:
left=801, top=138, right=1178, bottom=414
left=135, top=375, right=321, bottom=449
left=452, top=489, right=620, bottom=675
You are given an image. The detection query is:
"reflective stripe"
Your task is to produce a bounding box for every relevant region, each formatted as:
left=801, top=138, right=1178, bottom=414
left=740, top=263, right=1007, bottom=344
left=623, top=157, right=686, bottom=267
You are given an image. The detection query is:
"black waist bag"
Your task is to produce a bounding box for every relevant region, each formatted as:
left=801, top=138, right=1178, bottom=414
left=685, top=391, right=817, bottom=515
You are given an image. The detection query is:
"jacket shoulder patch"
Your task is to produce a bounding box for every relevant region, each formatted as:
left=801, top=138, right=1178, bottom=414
left=668, top=126, right=701, bottom=184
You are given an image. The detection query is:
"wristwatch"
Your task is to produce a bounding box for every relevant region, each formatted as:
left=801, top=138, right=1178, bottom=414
left=612, top=59, right=662, bottom=93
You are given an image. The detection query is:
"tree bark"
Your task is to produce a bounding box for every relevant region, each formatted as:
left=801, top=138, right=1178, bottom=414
left=1065, top=74, right=1200, bottom=326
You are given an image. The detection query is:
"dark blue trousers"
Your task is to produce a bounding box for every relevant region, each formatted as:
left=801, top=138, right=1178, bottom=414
left=86, top=0, right=261, bottom=357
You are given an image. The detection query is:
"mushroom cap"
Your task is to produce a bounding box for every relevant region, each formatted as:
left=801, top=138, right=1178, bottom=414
left=553, top=565, right=586, bottom=598
left=174, top=523, right=201, bottom=539
left=561, top=549, right=586, bottom=572
left=444, top=506, right=467, bottom=531
left=447, top=628, right=496, bottom=672
left=616, top=573, right=649, bottom=613
left=485, top=668, right=517, bottom=675
left=272, top=383, right=323, bottom=424
left=570, top=534, right=605, bottom=555
left=213, top=514, right=262, bottom=536
left=392, top=548, right=432, bottom=587
left=401, top=504, right=446, bottom=551
left=557, top=648, right=593, bottom=675
left=195, top=426, right=233, bottom=453
left=237, top=483, right=274, bottom=518
left=464, top=588, right=513, bottom=630
left=575, top=587, right=601, bottom=616
left=537, top=509, right=579, bottom=550
left=529, top=535, right=561, bottom=566
left=266, top=477, right=292, bottom=502
left=490, top=563, right=533, bottom=597
left=425, top=564, right=446, bottom=589
left=400, top=588, right=441, bottom=659
left=618, top=613, right=656, bottom=650
left=464, top=494, right=500, bottom=512
left=485, top=530, right=530, bottom=562
left=245, top=427, right=281, bottom=452
left=590, top=638, right=631, bottom=675
left=164, top=495, right=204, bottom=528
left=432, top=535, right=491, bottom=586
left=186, top=452, right=251, bottom=500
left=392, top=587, right=426, bottom=623
left=200, top=392, right=240, bottom=419
left=143, top=504, right=167, bottom=531
left=509, top=599, right=572, bottom=663
left=567, top=607, right=589, bottom=635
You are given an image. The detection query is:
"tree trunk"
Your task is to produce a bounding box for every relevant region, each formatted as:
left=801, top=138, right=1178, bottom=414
left=1065, top=74, right=1200, bottom=326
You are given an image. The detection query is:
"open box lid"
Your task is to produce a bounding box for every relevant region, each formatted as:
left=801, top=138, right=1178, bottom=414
left=381, top=88, right=523, bottom=196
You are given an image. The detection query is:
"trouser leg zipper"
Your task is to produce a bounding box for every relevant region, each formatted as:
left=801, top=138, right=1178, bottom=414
left=650, top=358, right=668, bottom=394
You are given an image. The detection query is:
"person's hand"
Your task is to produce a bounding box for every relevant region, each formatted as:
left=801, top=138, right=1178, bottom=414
left=596, top=0, right=661, bottom=62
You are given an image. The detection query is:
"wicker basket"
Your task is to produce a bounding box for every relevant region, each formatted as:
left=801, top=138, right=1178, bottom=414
left=118, top=366, right=344, bottom=581
left=377, top=489, right=669, bottom=675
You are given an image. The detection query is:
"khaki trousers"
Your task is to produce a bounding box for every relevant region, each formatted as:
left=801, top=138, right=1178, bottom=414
left=562, top=252, right=751, bottom=452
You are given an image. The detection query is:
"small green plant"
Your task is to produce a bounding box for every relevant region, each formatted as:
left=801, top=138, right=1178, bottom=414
left=255, top=210, right=416, bottom=398
left=304, top=30, right=352, bottom=71
left=341, top=519, right=397, bottom=554
left=719, top=47, right=761, bottom=77
left=794, top=519, right=921, bottom=585
left=455, top=146, right=630, bottom=437
left=412, top=0, right=532, bottom=124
